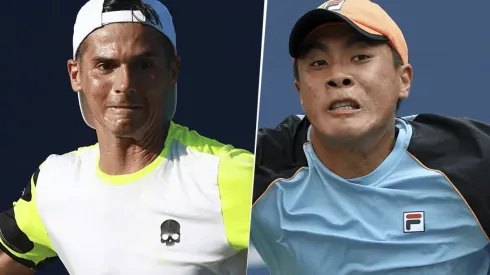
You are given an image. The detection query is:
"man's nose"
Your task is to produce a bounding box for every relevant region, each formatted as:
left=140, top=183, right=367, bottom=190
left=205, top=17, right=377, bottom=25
left=324, top=65, right=355, bottom=88
left=327, top=78, right=353, bottom=87
left=114, top=65, right=136, bottom=94
left=326, top=75, right=355, bottom=88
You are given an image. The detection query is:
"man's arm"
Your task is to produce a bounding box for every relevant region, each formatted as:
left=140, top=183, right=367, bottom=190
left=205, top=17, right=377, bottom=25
left=0, top=251, right=34, bottom=275
left=0, top=169, right=58, bottom=273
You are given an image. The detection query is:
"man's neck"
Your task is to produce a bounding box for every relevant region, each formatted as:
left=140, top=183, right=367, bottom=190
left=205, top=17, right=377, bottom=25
left=310, top=122, right=397, bottom=179
left=97, top=122, right=170, bottom=176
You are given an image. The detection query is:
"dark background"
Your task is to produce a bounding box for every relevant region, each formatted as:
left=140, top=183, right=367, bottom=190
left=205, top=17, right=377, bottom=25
left=248, top=0, right=490, bottom=274
left=1, top=0, right=263, bottom=274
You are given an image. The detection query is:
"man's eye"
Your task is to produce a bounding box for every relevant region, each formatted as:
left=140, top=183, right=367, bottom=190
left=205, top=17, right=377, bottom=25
left=352, top=55, right=370, bottom=62
left=310, top=60, right=328, bottom=67
left=96, top=63, right=116, bottom=71
left=139, top=60, right=155, bottom=69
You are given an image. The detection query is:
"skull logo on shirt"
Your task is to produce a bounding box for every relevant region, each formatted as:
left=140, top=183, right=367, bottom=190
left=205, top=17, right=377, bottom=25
left=160, top=219, right=181, bottom=246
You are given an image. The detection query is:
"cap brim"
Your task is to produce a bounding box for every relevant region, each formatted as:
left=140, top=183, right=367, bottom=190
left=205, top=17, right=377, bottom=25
left=289, top=9, right=387, bottom=58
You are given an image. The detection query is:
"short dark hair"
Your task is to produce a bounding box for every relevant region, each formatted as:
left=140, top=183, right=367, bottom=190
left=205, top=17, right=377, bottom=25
left=293, top=41, right=404, bottom=111
left=75, top=0, right=175, bottom=67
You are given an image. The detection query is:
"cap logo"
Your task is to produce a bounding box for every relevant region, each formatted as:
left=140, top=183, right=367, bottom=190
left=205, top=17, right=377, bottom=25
left=321, top=0, right=345, bottom=11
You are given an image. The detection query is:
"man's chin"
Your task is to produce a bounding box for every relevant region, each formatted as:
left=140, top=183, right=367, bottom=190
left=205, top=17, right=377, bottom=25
left=103, top=122, right=141, bottom=139
left=316, top=123, right=369, bottom=145
left=112, top=130, right=139, bottom=139
left=326, top=132, right=365, bottom=145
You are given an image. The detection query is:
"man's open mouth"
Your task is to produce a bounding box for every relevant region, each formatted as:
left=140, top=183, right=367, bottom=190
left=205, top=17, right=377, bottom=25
left=328, top=100, right=360, bottom=111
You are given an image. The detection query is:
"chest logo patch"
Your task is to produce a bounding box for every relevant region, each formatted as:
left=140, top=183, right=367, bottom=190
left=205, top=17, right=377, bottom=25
left=404, top=211, right=425, bottom=233
left=161, top=219, right=181, bottom=246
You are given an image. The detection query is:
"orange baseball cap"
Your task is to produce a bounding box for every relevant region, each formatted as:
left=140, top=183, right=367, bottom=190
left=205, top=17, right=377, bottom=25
left=289, top=0, right=408, bottom=64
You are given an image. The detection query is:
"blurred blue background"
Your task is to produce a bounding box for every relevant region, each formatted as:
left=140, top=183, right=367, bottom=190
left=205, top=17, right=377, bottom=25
left=247, top=0, right=490, bottom=274
left=1, top=0, right=263, bottom=274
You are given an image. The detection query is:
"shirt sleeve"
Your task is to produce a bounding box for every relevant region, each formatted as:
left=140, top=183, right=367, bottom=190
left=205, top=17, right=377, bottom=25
left=406, top=114, right=490, bottom=238
left=253, top=115, right=310, bottom=204
left=0, top=168, right=57, bottom=269
left=217, top=145, right=254, bottom=252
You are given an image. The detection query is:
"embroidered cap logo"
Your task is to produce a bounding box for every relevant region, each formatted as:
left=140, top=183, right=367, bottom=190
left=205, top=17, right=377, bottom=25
left=322, top=0, right=346, bottom=11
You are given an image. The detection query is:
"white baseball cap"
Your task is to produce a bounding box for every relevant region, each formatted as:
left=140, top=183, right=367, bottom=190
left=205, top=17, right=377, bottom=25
left=72, top=0, right=178, bottom=129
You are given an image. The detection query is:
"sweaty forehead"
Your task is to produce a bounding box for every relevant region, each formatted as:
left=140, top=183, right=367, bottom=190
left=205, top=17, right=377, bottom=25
left=83, top=23, right=166, bottom=59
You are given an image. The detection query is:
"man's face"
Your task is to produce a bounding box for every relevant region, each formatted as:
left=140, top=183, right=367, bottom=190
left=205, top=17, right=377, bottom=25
left=295, top=24, right=412, bottom=143
left=68, top=23, right=179, bottom=138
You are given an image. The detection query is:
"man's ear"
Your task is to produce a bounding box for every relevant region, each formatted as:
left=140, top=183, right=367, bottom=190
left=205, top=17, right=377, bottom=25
left=295, top=80, right=304, bottom=107
left=398, top=63, right=413, bottom=100
left=170, top=56, right=181, bottom=85
left=67, top=59, right=82, bottom=93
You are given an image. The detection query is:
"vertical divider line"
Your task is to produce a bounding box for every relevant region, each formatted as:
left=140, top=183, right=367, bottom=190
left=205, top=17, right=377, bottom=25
left=246, top=0, right=269, bottom=272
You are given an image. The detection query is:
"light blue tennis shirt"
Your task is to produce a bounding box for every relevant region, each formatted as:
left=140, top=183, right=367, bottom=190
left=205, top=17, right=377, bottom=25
left=251, top=114, right=490, bottom=275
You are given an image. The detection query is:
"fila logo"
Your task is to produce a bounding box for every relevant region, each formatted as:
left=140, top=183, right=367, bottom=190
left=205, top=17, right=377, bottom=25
left=322, top=0, right=345, bottom=11
left=404, top=211, right=425, bottom=233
